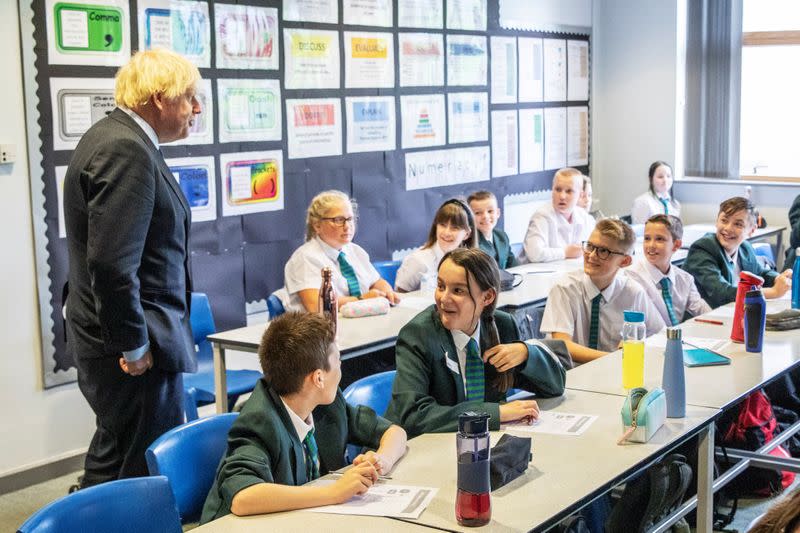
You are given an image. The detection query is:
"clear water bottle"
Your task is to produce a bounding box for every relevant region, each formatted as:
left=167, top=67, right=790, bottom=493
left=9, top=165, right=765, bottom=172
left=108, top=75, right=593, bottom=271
left=662, top=327, right=686, bottom=418
left=621, top=310, right=646, bottom=389
left=455, top=412, right=491, bottom=527
left=792, top=247, right=800, bottom=310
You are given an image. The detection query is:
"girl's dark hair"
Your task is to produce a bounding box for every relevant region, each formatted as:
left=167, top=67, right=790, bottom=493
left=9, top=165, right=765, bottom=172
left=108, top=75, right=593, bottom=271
left=748, top=485, right=800, bottom=533
left=423, top=198, right=478, bottom=250
left=439, top=248, right=514, bottom=392
left=648, top=160, right=674, bottom=197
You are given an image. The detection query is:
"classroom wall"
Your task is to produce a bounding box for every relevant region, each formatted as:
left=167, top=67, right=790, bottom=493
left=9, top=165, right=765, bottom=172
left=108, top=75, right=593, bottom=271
left=0, top=2, right=96, bottom=478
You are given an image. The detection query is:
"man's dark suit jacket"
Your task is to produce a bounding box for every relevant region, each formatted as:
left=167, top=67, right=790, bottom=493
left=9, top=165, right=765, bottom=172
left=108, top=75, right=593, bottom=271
left=63, top=108, right=196, bottom=373
left=683, top=233, right=778, bottom=309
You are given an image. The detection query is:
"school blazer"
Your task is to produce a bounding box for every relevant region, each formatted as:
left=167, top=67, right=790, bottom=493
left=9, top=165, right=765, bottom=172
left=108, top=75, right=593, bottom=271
left=683, top=233, right=778, bottom=309
left=201, top=379, right=392, bottom=523
left=784, top=194, right=800, bottom=268
left=478, top=229, right=519, bottom=269
left=385, top=305, right=566, bottom=438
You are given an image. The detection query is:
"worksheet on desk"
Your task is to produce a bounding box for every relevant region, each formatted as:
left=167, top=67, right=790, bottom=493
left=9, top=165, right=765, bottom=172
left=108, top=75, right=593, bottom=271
left=505, top=411, right=597, bottom=436
left=304, top=481, right=438, bottom=519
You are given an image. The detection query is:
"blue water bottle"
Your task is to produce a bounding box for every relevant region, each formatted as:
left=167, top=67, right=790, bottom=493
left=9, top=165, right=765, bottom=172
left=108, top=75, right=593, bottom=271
left=792, top=247, right=800, bottom=309
left=662, top=327, right=686, bottom=418
left=743, top=289, right=766, bottom=353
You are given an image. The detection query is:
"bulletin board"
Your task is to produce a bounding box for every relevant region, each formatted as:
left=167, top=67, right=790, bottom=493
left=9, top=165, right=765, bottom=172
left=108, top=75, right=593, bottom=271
left=20, top=0, right=591, bottom=388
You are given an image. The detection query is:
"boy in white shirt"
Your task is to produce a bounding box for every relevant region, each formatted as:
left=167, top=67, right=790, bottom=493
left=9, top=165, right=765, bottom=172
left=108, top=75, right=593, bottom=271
left=523, top=168, right=594, bottom=263
left=540, top=218, right=665, bottom=363
left=626, top=215, right=711, bottom=326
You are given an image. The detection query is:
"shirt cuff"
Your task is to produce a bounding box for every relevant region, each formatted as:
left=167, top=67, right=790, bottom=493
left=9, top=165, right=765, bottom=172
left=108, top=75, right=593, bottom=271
left=122, top=342, right=150, bottom=362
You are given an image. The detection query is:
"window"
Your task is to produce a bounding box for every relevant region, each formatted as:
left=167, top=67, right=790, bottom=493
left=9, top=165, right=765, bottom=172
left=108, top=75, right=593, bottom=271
left=739, top=1, right=800, bottom=180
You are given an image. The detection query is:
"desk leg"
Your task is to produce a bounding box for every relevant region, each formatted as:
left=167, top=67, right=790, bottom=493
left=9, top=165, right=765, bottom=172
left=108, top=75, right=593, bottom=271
left=213, top=343, right=229, bottom=413
left=696, top=424, right=714, bottom=533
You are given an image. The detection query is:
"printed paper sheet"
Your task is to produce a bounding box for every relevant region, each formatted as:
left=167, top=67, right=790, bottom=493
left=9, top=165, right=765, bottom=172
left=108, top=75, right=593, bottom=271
left=283, top=0, right=337, bottom=23
left=543, top=38, right=567, bottom=102
left=215, top=4, right=279, bottom=70
left=446, top=35, right=487, bottom=86
left=217, top=79, right=282, bottom=143
left=345, top=96, right=396, bottom=153
left=398, top=0, right=443, bottom=28
left=447, top=92, right=488, bottom=144
left=518, top=108, right=545, bottom=174
left=405, top=145, right=490, bottom=190
left=567, top=106, right=589, bottom=166
left=446, top=0, right=486, bottom=31
left=137, top=0, right=211, bottom=67
left=286, top=98, right=343, bottom=159
left=491, top=110, right=518, bottom=177
left=46, top=0, right=131, bottom=66
left=490, top=36, right=517, bottom=104
left=400, top=94, right=446, bottom=149
left=165, top=156, right=217, bottom=222
left=567, top=40, right=589, bottom=101
left=344, top=0, right=392, bottom=27
left=518, top=37, right=544, bottom=103
left=399, top=33, right=444, bottom=87
left=344, top=32, right=394, bottom=88
left=165, top=79, right=214, bottom=146
left=49, top=77, right=115, bottom=151
left=219, top=150, right=284, bottom=216
left=305, top=481, right=438, bottom=519
left=284, top=29, right=341, bottom=89
left=544, top=107, right=567, bottom=170
left=506, top=411, right=597, bottom=436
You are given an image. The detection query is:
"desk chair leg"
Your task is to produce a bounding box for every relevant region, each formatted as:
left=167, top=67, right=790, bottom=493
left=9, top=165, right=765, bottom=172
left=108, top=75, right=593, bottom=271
left=213, top=343, right=229, bottom=413
left=696, top=424, right=714, bottom=533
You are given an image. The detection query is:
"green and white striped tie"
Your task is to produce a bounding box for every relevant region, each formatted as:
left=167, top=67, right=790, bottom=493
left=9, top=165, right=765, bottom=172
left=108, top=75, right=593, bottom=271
left=588, top=294, right=602, bottom=350
left=660, top=277, right=679, bottom=326
left=303, top=428, right=320, bottom=482
left=465, top=338, right=485, bottom=402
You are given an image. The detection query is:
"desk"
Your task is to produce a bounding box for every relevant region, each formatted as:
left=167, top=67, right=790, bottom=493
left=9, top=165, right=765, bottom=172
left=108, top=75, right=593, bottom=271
left=390, top=390, right=718, bottom=533
left=191, top=508, right=434, bottom=532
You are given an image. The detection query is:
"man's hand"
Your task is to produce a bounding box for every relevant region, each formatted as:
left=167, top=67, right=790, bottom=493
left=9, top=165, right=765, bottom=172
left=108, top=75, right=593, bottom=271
left=119, top=350, right=153, bottom=376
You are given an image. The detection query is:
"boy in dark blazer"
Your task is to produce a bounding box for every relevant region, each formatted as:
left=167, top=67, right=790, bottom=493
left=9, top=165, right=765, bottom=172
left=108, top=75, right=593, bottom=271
left=201, top=312, right=406, bottom=522
left=468, top=191, right=519, bottom=269
left=684, top=196, right=791, bottom=309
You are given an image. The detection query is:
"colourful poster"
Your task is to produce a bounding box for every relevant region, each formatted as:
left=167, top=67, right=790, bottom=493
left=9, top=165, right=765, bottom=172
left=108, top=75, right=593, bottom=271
left=286, top=98, right=343, bottom=159
left=46, top=0, right=131, bottom=66
left=401, top=94, right=445, bottom=149
left=345, top=96, right=396, bottom=153
left=446, top=35, right=487, bottom=86
left=165, top=78, right=214, bottom=146
left=137, top=0, right=211, bottom=67
left=284, top=29, right=340, bottom=89
left=49, top=77, right=115, bottom=151
left=344, top=32, right=394, bottom=88
left=217, top=79, right=282, bottom=143
left=399, top=33, right=444, bottom=87
left=219, top=150, right=284, bottom=216
left=215, top=4, right=279, bottom=70
left=447, top=92, right=488, bottom=144
left=165, top=156, right=217, bottom=222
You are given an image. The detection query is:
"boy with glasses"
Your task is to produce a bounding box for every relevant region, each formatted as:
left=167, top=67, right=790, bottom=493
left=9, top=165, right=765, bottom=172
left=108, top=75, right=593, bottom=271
left=540, top=219, right=664, bottom=363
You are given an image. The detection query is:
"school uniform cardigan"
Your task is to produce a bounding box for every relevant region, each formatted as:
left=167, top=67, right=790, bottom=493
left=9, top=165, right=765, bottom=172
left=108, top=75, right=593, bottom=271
left=385, top=305, right=566, bottom=438
left=478, top=228, right=519, bottom=269
left=200, top=379, right=391, bottom=523
left=683, top=233, right=778, bottom=309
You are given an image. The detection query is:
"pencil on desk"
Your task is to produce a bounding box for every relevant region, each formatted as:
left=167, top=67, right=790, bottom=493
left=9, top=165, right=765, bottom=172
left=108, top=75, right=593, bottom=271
left=695, top=318, right=724, bottom=326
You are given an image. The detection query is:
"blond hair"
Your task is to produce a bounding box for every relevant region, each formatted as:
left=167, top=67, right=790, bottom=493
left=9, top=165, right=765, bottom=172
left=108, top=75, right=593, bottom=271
left=115, top=49, right=200, bottom=108
left=553, top=167, right=583, bottom=188
left=305, top=190, right=356, bottom=241
left=595, top=218, right=636, bottom=253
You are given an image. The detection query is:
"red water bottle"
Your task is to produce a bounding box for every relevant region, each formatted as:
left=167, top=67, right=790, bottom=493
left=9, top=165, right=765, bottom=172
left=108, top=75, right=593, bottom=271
left=730, top=271, right=764, bottom=343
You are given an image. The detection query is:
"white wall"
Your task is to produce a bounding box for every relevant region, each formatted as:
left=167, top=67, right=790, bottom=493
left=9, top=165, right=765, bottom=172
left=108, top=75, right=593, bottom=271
left=591, top=0, right=682, bottom=217
left=0, top=2, right=95, bottom=477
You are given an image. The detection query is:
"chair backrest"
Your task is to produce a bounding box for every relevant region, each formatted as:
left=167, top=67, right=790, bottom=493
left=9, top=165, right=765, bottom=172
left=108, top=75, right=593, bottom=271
left=342, top=371, right=396, bottom=416
left=190, top=292, right=216, bottom=372
left=267, top=293, right=286, bottom=318
left=19, top=476, right=181, bottom=533
left=752, top=242, right=776, bottom=266
left=372, top=260, right=401, bottom=289
left=145, top=413, right=238, bottom=523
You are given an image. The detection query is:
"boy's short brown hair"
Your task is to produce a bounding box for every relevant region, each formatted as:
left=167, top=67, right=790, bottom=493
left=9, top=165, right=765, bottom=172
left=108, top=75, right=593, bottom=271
left=646, top=214, right=683, bottom=241
left=719, top=196, right=757, bottom=226
left=467, top=190, right=496, bottom=204
left=258, top=312, right=335, bottom=395
left=594, top=218, right=636, bottom=254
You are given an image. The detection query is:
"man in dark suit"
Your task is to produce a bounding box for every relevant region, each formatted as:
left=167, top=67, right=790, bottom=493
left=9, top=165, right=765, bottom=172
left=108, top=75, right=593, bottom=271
left=63, top=49, right=201, bottom=488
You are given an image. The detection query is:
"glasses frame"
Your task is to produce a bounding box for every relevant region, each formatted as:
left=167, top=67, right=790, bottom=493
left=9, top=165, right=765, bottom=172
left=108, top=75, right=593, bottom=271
left=320, top=216, right=358, bottom=228
left=581, top=241, right=627, bottom=260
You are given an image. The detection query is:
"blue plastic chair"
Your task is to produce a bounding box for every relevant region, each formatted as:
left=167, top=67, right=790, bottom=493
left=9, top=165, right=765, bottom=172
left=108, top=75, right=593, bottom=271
left=146, top=413, right=238, bottom=524
left=342, top=371, right=396, bottom=462
left=18, top=476, right=181, bottom=533
left=372, top=260, right=401, bottom=289
left=267, top=292, right=286, bottom=318
left=183, top=293, right=261, bottom=421
left=752, top=242, right=776, bottom=268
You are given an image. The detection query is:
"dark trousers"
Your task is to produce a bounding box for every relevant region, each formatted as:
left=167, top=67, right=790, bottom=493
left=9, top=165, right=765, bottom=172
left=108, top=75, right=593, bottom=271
left=75, top=356, right=183, bottom=488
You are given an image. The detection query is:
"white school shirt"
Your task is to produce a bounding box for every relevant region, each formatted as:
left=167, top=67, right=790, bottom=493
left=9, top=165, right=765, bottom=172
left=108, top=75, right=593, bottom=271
left=631, top=192, right=681, bottom=224
left=395, top=243, right=445, bottom=292
left=284, top=237, right=380, bottom=312
left=450, top=327, right=481, bottom=396
left=280, top=397, right=315, bottom=443
left=626, top=259, right=711, bottom=325
left=727, top=249, right=742, bottom=280
left=522, top=204, right=594, bottom=263
left=540, top=270, right=666, bottom=352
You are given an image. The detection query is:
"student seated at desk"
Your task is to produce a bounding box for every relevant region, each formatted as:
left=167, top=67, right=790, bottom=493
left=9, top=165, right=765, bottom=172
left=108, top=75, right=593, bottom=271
left=200, top=312, right=407, bottom=522
left=385, top=248, right=567, bottom=438
left=468, top=190, right=518, bottom=269
left=522, top=167, right=594, bottom=263
left=284, top=190, right=400, bottom=312
left=784, top=193, right=800, bottom=269
left=631, top=160, right=681, bottom=224
left=540, top=218, right=665, bottom=364
left=683, top=196, right=792, bottom=309
left=626, top=215, right=711, bottom=326
left=395, top=198, right=477, bottom=292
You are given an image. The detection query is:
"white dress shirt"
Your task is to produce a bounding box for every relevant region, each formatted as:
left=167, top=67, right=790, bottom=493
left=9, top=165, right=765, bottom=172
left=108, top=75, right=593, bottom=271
left=395, top=243, right=445, bottom=292
left=631, top=192, right=681, bottom=224
left=626, top=259, right=711, bottom=325
left=284, top=237, right=380, bottom=312
left=540, top=269, right=665, bottom=352
left=522, top=204, right=594, bottom=263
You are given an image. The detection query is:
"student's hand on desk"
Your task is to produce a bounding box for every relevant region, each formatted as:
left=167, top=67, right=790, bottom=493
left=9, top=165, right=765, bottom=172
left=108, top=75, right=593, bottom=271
left=484, top=343, right=528, bottom=372
left=766, top=270, right=792, bottom=299
left=353, top=451, right=388, bottom=475
left=499, top=400, right=540, bottom=424
left=564, top=243, right=583, bottom=259
left=119, top=351, right=153, bottom=376
left=329, top=461, right=377, bottom=502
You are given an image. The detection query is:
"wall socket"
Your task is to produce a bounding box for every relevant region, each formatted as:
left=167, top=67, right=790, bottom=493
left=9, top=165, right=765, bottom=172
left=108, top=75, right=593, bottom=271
left=0, top=144, right=16, bottom=164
